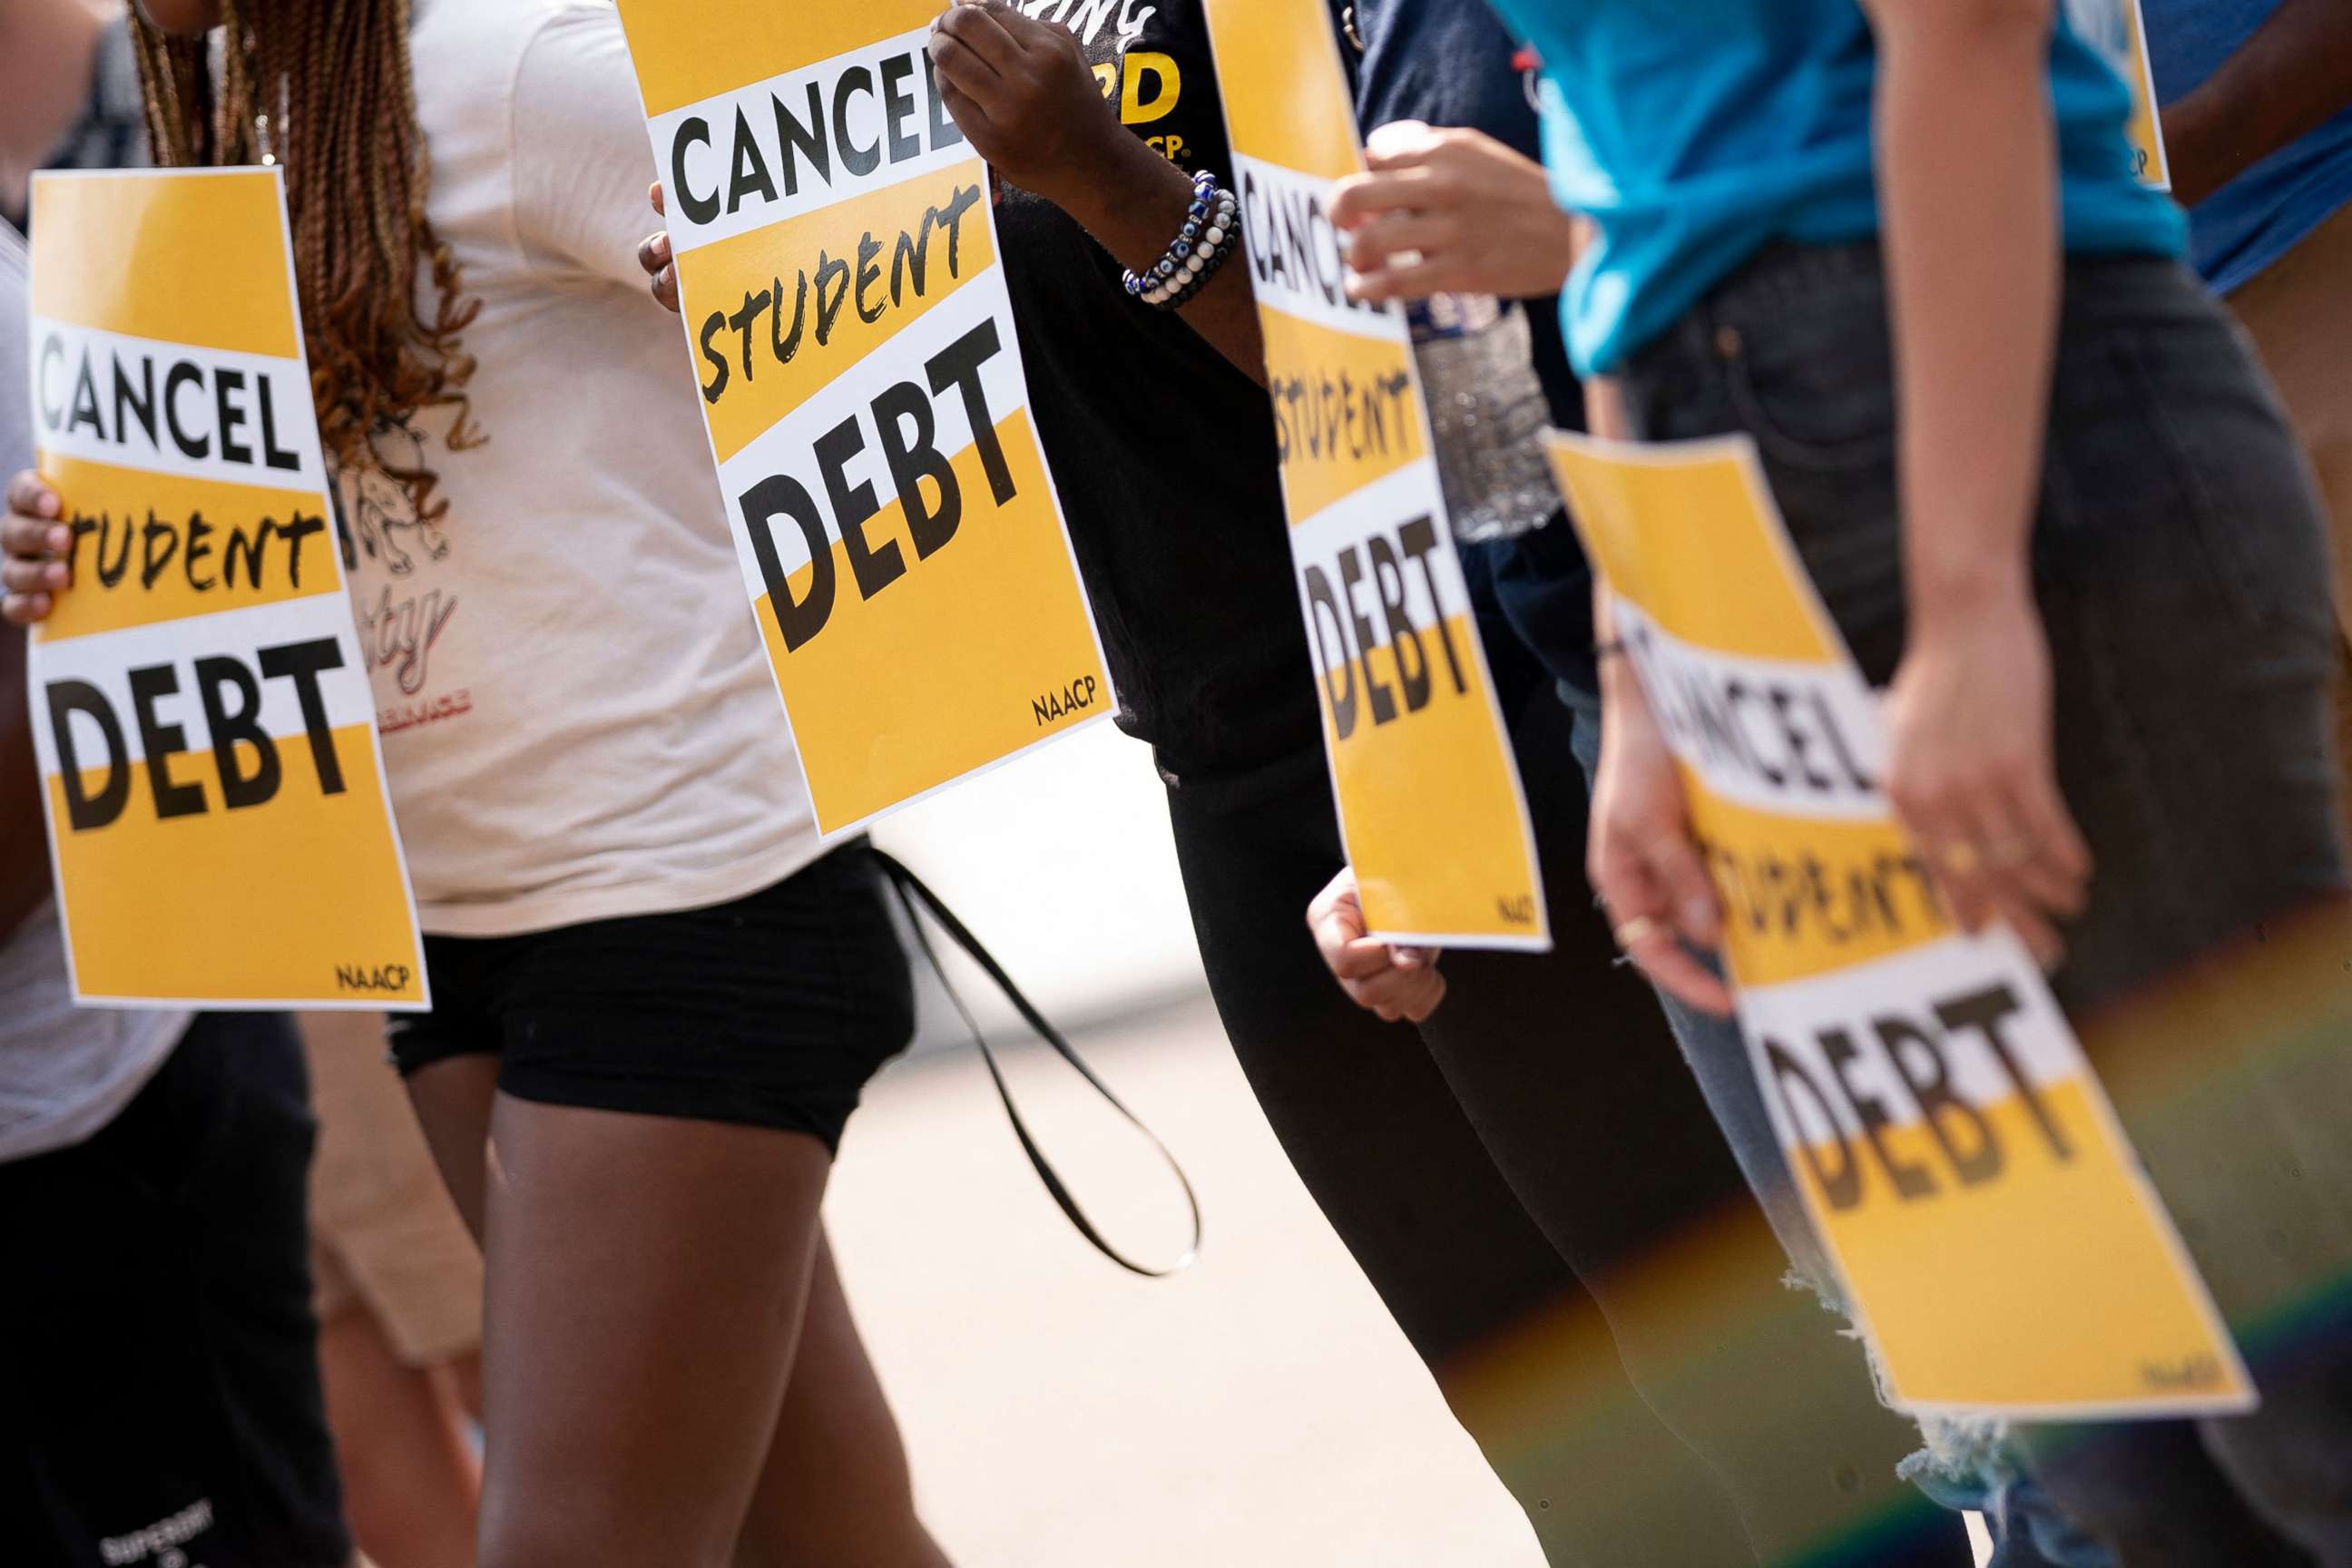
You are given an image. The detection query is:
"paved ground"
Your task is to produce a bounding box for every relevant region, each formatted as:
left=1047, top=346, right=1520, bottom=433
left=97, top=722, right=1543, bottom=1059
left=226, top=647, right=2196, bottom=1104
left=824, top=996, right=1997, bottom=1567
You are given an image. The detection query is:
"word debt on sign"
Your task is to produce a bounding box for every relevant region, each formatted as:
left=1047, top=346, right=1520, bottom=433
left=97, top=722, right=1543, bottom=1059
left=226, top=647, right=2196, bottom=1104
left=1545, top=430, right=2249, bottom=1419
left=25, top=169, right=426, bottom=1009
left=1201, top=0, right=1546, bottom=949
left=612, top=0, right=1112, bottom=835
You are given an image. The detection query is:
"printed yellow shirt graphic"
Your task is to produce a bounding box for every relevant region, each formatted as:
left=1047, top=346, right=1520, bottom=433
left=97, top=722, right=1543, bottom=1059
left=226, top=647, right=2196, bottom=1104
left=611, top=0, right=1113, bottom=834
left=25, top=169, right=426, bottom=1009
left=1202, top=0, right=1546, bottom=948
left=1546, top=431, right=2250, bottom=1417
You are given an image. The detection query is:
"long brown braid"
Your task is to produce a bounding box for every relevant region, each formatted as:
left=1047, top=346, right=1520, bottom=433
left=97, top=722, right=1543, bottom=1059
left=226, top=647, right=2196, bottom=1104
left=132, top=0, right=481, bottom=524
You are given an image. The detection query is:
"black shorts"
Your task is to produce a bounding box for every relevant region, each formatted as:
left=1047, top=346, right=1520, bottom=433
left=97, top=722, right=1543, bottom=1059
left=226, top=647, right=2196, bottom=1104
left=0, top=1013, right=353, bottom=1568
left=388, top=840, right=916, bottom=1152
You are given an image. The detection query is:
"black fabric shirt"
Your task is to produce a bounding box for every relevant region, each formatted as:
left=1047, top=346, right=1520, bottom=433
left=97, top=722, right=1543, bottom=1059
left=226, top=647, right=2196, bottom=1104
left=995, top=1, right=1319, bottom=788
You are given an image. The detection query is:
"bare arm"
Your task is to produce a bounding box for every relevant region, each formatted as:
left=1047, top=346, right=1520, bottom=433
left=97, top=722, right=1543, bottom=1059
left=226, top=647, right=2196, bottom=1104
left=2162, top=0, right=2352, bottom=207
left=1867, top=0, right=2056, bottom=634
left=927, top=0, right=1265, bottom=386
left=1860, top=0, right=2090, bottom=955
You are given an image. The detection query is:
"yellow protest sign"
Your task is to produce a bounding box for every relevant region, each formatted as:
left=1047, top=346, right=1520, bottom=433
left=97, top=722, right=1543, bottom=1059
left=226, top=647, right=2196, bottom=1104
left=1201, top=0, right=1547, bottom=948
left=2070, top=0, right=2171, bottom=189
left=611, top=0, right=1114, bottom=835
left=26, top=170, right=426, bottom=1009
left=1547, top=430, right=2251, bottom=1417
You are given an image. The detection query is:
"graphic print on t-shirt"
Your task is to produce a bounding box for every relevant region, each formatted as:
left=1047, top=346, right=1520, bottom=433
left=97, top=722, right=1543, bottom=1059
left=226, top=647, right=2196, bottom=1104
left=330, top=426, right=472, bottom=740
left=24, top=169, right=428, bottom=1008
left=609, top=0, right=1116, bottom=835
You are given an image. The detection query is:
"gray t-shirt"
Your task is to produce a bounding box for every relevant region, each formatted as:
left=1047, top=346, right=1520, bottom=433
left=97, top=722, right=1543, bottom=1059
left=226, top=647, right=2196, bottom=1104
left=1, top=219, right=188, bottom=1162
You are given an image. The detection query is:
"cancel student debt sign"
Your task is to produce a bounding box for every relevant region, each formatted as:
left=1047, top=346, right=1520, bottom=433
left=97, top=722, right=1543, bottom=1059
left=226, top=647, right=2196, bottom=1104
left=25, top=170, right=426, bottom=1008
left=612, top=0, right=1112, bottom=834
left=1546, top=432, right=2250, bottom=1418
left=1200, top=0, right=1546, bottom=948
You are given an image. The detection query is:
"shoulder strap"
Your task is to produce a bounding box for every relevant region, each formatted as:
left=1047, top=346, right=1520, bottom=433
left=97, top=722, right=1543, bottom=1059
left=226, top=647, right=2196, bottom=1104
left=869, top=848, right=1202, bottom=1279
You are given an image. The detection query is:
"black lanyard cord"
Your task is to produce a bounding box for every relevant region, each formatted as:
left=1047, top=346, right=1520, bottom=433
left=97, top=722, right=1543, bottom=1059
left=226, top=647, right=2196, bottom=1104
left=870, top=848, right=1203, bottom=1279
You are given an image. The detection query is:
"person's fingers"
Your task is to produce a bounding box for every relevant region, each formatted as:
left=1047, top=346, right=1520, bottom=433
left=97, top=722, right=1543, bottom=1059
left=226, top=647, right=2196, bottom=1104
left=2, top=510, right=71, bottom=559
left=1639, top=828, right=1721, bottom=948
left=652, top=263, right=679, bottom=312
left=1330, top=934, right=1398, bottom=983
left=637, top=230, right=670, bottom=279
left=1344, top=256, right=1481, bottom=303
left=1892, top=768, right=1993, bottom=933
left=649, top=180, right=665, bottom=218
left=928, top=49, right=1001, bottom=131
left=1964, top=787, right=2080, bottom=925
left=1328, top=170, right=1433, bottom=230
left=2009, top=769, right=2092, bottom=901
left=962, top=0, right=1058, bottom=58
left=2, top=557, right=68, bottom=594
left=3, top=590, right=54, bottom=626
left=1345, top=965, right=1445, bottom=1023
left=1607, top=896, right=1733, bottom=1014
left=1403, top=969, right=1446, bottom=1024
left=6, top=470, right=61, bottom=521
left=1628, top=938, right=1737, bottom=1016
left=935, top=1, right=1018, bottom=74
left=1343, top=211, right=1462, bottom=279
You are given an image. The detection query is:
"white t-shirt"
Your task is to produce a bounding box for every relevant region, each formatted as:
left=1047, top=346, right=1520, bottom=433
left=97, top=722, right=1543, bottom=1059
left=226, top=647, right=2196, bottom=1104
left=341, top=0, right=820, bottom=936
left=0, top=904, right=187, bottom=1162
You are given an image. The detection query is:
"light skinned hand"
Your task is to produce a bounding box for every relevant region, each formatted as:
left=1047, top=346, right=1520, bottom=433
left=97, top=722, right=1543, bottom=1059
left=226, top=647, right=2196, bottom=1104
left=1588, top=655, right=1733, bottom=1015
left=1328, top=121, right=1577, bottom=304
left=1883, top=587, right=2089, bottom=968
left=1306, top=867, right=1447, bottom=1024
left=2, top=471, right=69, bottom=627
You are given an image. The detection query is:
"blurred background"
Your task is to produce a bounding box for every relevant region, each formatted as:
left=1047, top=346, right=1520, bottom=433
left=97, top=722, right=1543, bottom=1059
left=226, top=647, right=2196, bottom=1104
left=864, top=723, right=1998, bottom=1566
left=862, top=720, right=1553, bottom=1563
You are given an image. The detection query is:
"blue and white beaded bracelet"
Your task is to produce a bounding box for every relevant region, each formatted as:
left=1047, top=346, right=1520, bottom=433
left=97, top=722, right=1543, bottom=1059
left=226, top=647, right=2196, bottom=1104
left=1122, top=171, right=1241, bottom=311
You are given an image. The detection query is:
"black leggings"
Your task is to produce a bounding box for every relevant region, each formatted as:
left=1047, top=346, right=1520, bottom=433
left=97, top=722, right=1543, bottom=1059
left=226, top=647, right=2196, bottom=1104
left=1166, top=692, right=1972, bottom=1567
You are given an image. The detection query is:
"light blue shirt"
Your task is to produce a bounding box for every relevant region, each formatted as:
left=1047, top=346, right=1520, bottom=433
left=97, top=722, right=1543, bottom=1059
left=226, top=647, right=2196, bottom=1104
left=1485, top=0, right=2189, bottom=375
left=2142, top=0, right=2352, bottom=294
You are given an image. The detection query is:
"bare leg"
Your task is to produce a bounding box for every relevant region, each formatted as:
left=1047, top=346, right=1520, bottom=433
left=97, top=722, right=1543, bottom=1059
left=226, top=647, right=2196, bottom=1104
left=317, top=1304, right=482, bottom=1568
left=405, top=1054, right=502, bottom=1240
left=734, top=1230, right=950, bottom=1568
left=473, top=1093, right=834, bottom=1568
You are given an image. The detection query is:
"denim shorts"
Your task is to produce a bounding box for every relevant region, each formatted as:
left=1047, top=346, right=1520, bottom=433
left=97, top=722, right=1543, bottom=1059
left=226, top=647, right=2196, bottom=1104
left=388, top=840, right=916, bottom=1152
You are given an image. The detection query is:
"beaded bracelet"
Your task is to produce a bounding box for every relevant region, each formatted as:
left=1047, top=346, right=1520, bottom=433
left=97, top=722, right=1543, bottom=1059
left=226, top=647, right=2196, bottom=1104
left=1122, top=171, right=1241, bottom=311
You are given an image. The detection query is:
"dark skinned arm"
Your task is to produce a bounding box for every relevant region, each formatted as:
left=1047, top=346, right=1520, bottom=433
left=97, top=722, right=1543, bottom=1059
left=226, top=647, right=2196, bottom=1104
left=2162, top=0, right=2352, bottom=207
left=926, top=0, right=1266, bottom=386
left=0, top=622, right=55, bottom=941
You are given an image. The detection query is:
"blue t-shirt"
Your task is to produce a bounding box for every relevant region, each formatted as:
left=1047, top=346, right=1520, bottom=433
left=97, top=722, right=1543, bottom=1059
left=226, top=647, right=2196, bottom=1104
left=1483, top=0, right=2189, bottom=374
left=2142, top=0, right=2352, bottom=294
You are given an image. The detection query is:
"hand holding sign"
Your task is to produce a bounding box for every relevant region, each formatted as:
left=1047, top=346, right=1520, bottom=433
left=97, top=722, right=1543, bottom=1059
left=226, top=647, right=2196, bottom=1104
left=926, top=1, right=1119, bottom=208
left=1588, top=642, right=1733, bottom=1016
left=1307, top=866, right=1447, bottom=1024
left=2, top=472, right=70, bottom=624
left=1884, top=585, right=2089, bottom=970
left=1327, top=121, right=1577, bottom=304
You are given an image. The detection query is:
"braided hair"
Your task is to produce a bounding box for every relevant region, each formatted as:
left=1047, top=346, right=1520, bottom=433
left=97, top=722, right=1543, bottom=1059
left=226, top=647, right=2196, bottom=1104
left=132, top=0, right=481, bottom=524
